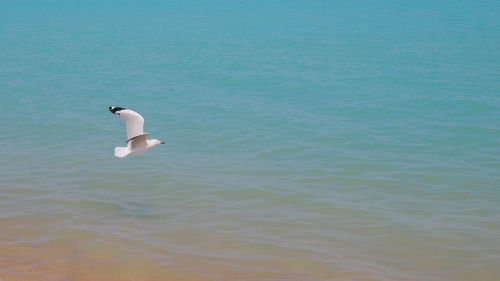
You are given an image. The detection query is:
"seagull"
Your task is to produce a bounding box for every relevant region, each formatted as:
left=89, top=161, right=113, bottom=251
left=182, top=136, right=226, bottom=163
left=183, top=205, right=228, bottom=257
left=109, top=106, right=165, bottom=158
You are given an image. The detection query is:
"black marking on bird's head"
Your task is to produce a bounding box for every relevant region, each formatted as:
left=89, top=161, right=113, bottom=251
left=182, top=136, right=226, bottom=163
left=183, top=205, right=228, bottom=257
left=109, top=106, right=126, bottom=114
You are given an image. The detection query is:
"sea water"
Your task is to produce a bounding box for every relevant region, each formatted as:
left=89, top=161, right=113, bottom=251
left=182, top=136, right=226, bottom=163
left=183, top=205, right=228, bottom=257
left=1, top=1, right=499, bottom=280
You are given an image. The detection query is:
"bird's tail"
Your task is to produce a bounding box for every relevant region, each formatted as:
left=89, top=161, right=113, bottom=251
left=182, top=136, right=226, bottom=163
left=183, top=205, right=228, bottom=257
left=114, top=146, right=131, bottom=158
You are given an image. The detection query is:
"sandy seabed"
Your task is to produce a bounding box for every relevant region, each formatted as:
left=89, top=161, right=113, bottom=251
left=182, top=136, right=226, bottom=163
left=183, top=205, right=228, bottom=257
left=0, top=242, right=366, bottom=281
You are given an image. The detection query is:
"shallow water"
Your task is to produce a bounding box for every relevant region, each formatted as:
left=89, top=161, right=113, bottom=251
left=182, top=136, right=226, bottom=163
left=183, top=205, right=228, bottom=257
left=1, top=1, right=500, bottom=280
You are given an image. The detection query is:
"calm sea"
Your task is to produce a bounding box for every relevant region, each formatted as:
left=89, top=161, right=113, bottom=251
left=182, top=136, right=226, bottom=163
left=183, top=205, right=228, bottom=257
left=1, top=1, right=499, bottom=280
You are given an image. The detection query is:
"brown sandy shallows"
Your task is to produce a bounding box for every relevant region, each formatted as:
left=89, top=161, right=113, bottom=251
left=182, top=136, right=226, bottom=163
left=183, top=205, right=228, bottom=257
left=0, top=239, right=366, bottom=281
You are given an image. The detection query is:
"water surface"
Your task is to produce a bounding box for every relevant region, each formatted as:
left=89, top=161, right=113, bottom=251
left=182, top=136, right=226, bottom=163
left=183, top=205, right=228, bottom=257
left=1, top=1, right=499, bottom=280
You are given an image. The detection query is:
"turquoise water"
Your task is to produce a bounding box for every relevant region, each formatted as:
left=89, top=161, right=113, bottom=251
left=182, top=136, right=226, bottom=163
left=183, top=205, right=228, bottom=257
left=1, top=1, right=499, bottom=280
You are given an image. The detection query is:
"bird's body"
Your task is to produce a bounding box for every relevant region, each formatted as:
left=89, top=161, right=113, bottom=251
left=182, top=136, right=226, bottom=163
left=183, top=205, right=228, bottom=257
left=109, top=106, right=164, bottom=158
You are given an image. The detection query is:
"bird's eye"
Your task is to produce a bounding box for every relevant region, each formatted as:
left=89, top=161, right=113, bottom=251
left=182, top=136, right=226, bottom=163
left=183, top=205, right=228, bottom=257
left=117, top=113, right=120, bottom=116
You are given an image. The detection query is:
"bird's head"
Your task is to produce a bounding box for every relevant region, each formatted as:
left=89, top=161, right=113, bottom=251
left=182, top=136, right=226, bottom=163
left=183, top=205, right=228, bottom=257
left=151, top=139, right=165, bottom=145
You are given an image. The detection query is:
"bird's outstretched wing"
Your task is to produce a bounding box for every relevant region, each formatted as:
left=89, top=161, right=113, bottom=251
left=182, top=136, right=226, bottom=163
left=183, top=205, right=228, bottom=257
left=109, top=106, right=145, bottom=140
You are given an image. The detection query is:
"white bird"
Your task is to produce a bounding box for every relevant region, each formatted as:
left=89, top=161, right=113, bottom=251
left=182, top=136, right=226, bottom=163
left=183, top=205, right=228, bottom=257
left=109, top=106, right=165, bottom=158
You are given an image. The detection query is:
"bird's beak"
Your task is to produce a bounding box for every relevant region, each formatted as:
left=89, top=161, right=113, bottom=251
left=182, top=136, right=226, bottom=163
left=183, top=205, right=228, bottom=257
left=160, top=141, right=165, bottom=144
